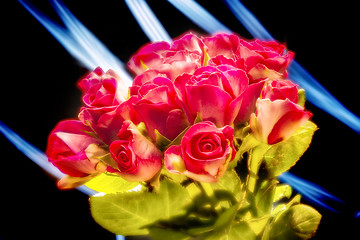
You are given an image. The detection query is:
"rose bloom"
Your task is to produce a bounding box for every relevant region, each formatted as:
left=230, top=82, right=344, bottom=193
left=132, top=76, right=189, bottom=141
left=174, top=65, right=264, bottom=127
left=108, top=121, right=162, bottom=182
left=46, top=120, right=104, bottom=177
left=250, top=77, right=311, bottom=144
left=78, top=67, right=128, bottom=107
left=203, top=33, right=294, bottom=83
left=78, top=96, right=140, bottom=145
left=128, top=33, right=204, bottom=80
left=164, top=121, right=236, bottom=182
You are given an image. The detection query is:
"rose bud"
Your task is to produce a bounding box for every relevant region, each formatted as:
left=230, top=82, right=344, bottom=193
left=46, top=120, right=109, bottom=189
left=164, top=121, right=236, bottom=182
left=250, top=98, right=312, bottom=144
left=261, top=79, right=299, bottom=103
left=78, top=67, right=128, bottom=108
left=108, top=121, right=162, bottom=182
left=46, top=120, right=105, bottom=177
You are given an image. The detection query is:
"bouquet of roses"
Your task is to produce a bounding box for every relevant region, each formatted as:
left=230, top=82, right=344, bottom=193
left=46, top=32, right=320, bottom=239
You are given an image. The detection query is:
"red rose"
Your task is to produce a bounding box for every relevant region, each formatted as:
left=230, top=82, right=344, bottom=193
left=128, top=33, right=204, bottom=80
left=78, top=67, right=128, bottom=108
left=78, top=96, right=140, bottom=145
left=108, top=121, right=162, bottom=182
left=203, top=33, right=294, bottom=83
left=174, top=65, right=264, bottom=126
left=133, top=76, right=189, bottom=141
left=46, top=120, right=103, bottom=177
left=164, top=121, right=235, bottom=182
left=261, top=79, right=299, bottom=103
left=250, top=99, right=312, bottom=144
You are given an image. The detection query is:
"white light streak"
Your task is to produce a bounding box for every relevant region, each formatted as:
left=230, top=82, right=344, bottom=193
left=168, top=0, right=231, bottom=35
left=125, top=0, right=172, bottom=43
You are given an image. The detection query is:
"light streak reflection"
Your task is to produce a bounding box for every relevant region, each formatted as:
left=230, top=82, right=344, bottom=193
left=167, top=0, right=231, bottom=34
left=278, top=172, right=344, bottom=212
left=223, top=0, right=360, bottom=133
left=18, top=0, right=133, bottom=86
left=0, top=121, right=97, bottom=196
left=125, top=0, right=172, bottom=42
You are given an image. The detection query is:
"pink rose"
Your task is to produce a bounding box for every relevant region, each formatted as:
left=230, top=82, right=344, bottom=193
left=108, top=121, right=162, bottom=182
left=78, top=96, right=140, bottom=145
left=133, top=76, right=189, bottom=141
left=164, top=121, right=235, bottom=182
left=250, top=99, right=312, bottom=144
left=78, top=67, right=128, bottom=107
left=46, top=120, right=103, bottom=177
left=203, top=33, right=294, bottom=83
left=203, top=33, right=244, bottom=69
left=174, top=65, right=263, bottom=126
left=128, top=33, right=204, bottom=80
left=238, top=39, right=294, bottom=83
left=261, top=79, right=299, bottom=103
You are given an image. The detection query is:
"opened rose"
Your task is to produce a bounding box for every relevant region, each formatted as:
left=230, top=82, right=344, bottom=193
left=164, top=121, right=236, bottom=182
left=108, top=121, right=162, bottom=182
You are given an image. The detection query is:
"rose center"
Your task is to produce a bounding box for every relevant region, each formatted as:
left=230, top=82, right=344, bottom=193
left=199, top=139, right=216, bottom=152
left=118, top=151, right=128, bottom=161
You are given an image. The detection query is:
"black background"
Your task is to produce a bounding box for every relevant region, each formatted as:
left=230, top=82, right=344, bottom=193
left=1, top=0, right=359, bottom=239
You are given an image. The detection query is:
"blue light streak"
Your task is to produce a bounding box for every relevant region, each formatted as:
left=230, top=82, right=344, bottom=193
left=167, top=0, right=231, bottom=35
left=18, top=0, right=132, bottom=86
left=125, top=0, right=172, bottom=42
left=278, top=172, right=344, bottom=212
left=223, top=0, right=360, bottom=133
left=0, top=121, right=97, bottom=196
left=223, top=0, right=273, bottom=40
left=116, top=235, right=125, bottom=240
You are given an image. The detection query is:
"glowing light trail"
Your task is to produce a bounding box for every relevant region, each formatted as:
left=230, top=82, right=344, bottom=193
left=0, top=121, right=97, bottom=196
left=278, top=172, right=344, bottom=212
left=18, top=0, right=132, bottom=86
left=223, top=0, right=360, bottom=133
left=125, top=0, right=172, bottom=43
left=167, top=0, right=231, bottom=34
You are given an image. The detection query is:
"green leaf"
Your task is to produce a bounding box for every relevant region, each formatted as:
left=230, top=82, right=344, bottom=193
left=256, top=180, right=277, bottom=215
left=297, top=89, right=306, bottom=107
left=247, top=144, right=270, bottom=193
left=148, top=227, right=189, bottom=240
left=85, top=173, right=139, bottom=194
left=236, top=134, right=262, bottom=161
left=273, top=184, right=293, bottom=202
left=202, top=48, right=210, bottom=66
left=263, top=121, right=317, bottom=177
left=269, top=204, right=321, bottom=240
left=211, top=170, right=242, bottom=202
left=155, top=129, right=171, bottom=151
left=228, top=222, right=257, bottom=240
left=213, top=203, right=241, bottom=232
left=247, top=215, right=271, bottom=235
left=90, top=179, right=191, bottom=236
left=165, top=126, right=190, bottom=150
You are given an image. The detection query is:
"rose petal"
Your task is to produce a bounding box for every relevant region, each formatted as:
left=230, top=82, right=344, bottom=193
left=186, top=84, right=233, bottom=126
